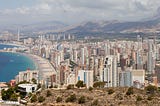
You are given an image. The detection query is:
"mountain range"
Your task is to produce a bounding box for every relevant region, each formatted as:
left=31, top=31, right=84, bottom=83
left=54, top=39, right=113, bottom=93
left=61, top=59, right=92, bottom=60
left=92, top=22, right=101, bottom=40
left=1, top=12, right=160, bottom=36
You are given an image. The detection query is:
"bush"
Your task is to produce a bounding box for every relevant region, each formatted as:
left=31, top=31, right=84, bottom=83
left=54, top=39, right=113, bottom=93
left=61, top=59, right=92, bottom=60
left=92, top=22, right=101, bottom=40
left=10, top=93, right=18, bottom=101
left=145, top=85, right=157, bottom=94
left=147, top=95, right=153, bottom=101
left=46, top=90, right=52, bottom=97
left=49, top=85, right=53, bottom=88
left=126, top=87, right=134, bottom=95
left=67, top=84, right=74, bottom=89
left=32, top=78, right=37, bottom=84
left=136, top=95, right=142, bottom=101
left=37, top=83, right=41, bottom=90
left=89, top=87, right=93, bottom=91
left=78, top=96, right=85, bottom=104
left=1, top=88, right=14, bottom=100
left=93, top=82, right=105, bottom=88
left=30, top=94, right=37, bottom=103
left=54, top=85, right=58, bottom=88
left=65, top=94, right=77, bottom=102
left=108, top=89, right=114, bottom=95
left=38, top=96, right=45, bottom=103
left=91, top=99, right=99, bottom=106
left=28, top=92, right=32, bottom=98
left=76, top=80, right=85, bottom=88
left=56, top=97, right=62, bottom=103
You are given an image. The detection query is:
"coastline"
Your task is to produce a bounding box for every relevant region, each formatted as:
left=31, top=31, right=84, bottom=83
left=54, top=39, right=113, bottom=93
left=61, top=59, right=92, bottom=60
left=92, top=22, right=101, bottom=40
left=0, top=51, right=36, bottom=82
left=0, top=43, right=56, bottom=82
left=21, top=53, right=39, bottom=70
left=0, top=43, right=24, bottom=47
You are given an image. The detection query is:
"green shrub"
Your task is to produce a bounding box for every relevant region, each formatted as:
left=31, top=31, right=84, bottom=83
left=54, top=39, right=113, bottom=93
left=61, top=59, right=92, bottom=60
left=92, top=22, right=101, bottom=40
left=145, top=85, right=157, bottom=94
left=67, top=84, right=74, bottom=89
left=76, top=80, right=85, bottom=88
left=56, top=96, right=62, bottom=103
left=1, top=88, right=14, bottom=100
left=93, top=82, right=105, bottom=88
left=38, top=96, right=45, bottom=103
left=46, top=90, right=52, bottom=97
left=65, top=94, right=76, bottom=102
left=54, top=85, right=58, bottom=88
left=32, top=78, right=37, bottom=84
left=89, top=87, right=93, bottom=91
left=37, top=83, right=41, bottom=90
left=108, top=89, right=114, bottom=95
left=91, top=99, right=99, bottom=106
left=78, top=96, right=85, bottom=104
left=28, top=93, right=32, bottom=98
left=30, top=94, right=37, bottom=103
left=147, top=95, right=153, bottom=101
left=126, top=87, right=134, bottom=95
left=136, top=95, right=142, bottom=101
left=10, top=93, right=18, bottom=101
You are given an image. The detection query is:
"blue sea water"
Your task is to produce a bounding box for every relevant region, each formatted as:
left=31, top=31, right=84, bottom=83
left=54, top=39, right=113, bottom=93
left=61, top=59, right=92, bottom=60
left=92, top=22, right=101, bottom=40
left=0, top=44, right=18, bottom=49
left=0, top=44, right=36, bottom=82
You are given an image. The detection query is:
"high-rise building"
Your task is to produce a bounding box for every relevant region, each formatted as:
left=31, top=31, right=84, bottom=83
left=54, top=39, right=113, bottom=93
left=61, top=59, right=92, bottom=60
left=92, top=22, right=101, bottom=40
left=15, top=69, right=39, bottom=83
left=132, top=69, right=145, bottom=88
left=147, top=39, right=155, bottom=74
left=81, top=48, right=85, bottom=65
left=77, top=70, right=93, bottom=88
left=101, top=55, right=118, bottom=87
left=119, top=71, right=132, bottom=87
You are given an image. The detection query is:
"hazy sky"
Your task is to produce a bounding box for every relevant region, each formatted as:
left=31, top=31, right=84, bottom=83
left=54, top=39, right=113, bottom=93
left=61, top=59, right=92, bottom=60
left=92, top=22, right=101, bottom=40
left=0, top=0, right=160, bottom=25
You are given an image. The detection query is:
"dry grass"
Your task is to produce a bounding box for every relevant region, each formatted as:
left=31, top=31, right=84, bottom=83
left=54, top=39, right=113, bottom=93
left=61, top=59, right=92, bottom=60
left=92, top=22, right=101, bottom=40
left=27, top=87, right=160, bottom=106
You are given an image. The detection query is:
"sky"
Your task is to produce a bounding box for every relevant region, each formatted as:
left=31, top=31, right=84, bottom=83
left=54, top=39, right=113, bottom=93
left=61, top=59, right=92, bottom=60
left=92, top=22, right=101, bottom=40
left=0, top=0, right=160, bottom=25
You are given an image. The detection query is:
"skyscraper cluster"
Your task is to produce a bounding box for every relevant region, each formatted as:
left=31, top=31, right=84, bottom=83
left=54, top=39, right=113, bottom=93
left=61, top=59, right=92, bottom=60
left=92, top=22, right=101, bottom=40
left=14, top=35, right=160, bottom=88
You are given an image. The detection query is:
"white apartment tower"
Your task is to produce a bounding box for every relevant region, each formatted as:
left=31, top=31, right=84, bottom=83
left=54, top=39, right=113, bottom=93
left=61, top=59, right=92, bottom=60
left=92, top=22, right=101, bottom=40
left=101, top=55, right=118, bottom=87
left=81, top=48, right=85, bottom=65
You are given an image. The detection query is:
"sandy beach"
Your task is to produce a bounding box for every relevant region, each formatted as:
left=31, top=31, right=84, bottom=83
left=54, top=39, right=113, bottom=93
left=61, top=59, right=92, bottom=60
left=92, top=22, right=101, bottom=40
left=24, top=53, right=57, bottom=80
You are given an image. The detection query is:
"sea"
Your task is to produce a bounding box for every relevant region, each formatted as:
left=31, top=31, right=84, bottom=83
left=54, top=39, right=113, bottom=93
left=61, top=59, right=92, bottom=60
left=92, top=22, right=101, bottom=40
left=0, top=44, right=36, bottom=82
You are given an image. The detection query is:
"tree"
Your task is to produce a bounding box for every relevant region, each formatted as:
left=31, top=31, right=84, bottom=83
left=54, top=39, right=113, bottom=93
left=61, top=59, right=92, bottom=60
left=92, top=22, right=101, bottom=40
left=54, top=85, right=58, bottom=88
left=67, top=84, right=74, bottom=89
left=76, top=80, right=84, bottom=88
left=1, top=87, right=14, bottom=100
left=56, top=97, right=62, bottom=103
left=32, top=78, right=37, bottom=84
left=93, top=82, right=105, bottom=88
left=10, top=93, right=18, bottom=101
left=147, top=95, right=153, bottom=101
left=136, top=95, right=142, bottom=101
left=37, top=83, right=41, bottom=90
left=91, top=99, right=99, bottom=106
left=65, top=94, right=77, bottom=102
left=38, top=96, right=45, bottom=103
left=78, top=96, right=85, bottom=104
left=46, top=90, right=52, bottom=97
left=145, top=85, right=157, bottom=94
left=30, top=94, right=37, bottom=103
left=89, top=87, right=93, bottom=91
left=108, top=89, right=114, bottom=95
left=126, top=87, right=134, bottom=95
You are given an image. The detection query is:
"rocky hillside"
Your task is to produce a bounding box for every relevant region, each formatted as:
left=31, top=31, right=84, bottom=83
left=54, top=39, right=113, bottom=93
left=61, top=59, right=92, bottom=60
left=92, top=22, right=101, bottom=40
left=27, top=86, right=160, bottom=106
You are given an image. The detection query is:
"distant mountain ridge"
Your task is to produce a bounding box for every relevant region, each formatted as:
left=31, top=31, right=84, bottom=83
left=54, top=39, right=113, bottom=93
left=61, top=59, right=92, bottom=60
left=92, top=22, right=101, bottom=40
left=1, top=11, right=160, bottom=35
left=64, top=18, right=160, bottom=34
left=0, top=21, right=68, bottom=33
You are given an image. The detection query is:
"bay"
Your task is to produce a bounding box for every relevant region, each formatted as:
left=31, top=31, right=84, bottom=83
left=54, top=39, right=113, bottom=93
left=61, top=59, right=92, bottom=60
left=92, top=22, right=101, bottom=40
left=0, top=44, right=36, bottom=82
